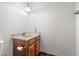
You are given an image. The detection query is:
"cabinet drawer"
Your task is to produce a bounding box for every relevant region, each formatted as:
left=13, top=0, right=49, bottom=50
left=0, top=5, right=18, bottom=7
left=29, top=38, right=35, bottom=45
left=14, top=39, right=25, bottom=45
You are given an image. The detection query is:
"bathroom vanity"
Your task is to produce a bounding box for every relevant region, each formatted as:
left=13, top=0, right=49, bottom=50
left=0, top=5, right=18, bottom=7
left=12, top=32, right=40, bottom=56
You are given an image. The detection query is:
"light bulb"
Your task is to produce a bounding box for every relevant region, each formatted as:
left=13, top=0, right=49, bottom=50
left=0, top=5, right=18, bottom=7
left=25, top=7, right=31, bottom=12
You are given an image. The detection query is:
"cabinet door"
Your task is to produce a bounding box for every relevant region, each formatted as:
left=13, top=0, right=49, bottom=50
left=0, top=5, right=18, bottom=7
left=36, top=40, right=40, bottom=56
left=28, top=43, right=35, bottom=56
left=13, top=39, right=26, bottom=56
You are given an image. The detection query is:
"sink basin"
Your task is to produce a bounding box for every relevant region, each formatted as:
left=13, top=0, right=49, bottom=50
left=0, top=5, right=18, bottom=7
left=22, top=32, right=34, bottom=37
left=24, top=34, right=35, bottom=37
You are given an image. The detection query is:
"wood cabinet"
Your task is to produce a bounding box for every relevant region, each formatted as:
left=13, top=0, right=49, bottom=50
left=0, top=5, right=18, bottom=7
left=28, top=43, right=35, bottom=56
left=36, top=36, right=40, bottom=56
left=13, top=35, right=40, bottom=56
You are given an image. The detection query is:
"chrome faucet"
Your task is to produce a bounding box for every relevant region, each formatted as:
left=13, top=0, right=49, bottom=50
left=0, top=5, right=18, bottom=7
left=35, top=27, right=37, bottom=32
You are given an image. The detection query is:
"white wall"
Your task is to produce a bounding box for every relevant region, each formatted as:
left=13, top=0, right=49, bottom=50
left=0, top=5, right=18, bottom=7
left=76, top=2, right=79, bottom=56
left=0, top=2, right=30, bottom=56
left=29, top=2, right=76, bottom=56
left=0, top=2, right=76, bottom=56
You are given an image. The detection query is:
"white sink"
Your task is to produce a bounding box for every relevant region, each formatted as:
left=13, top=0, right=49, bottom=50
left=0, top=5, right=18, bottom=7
left=0, top=40, right=4, bottom=56
left=24, top=34, right=33, bottom=37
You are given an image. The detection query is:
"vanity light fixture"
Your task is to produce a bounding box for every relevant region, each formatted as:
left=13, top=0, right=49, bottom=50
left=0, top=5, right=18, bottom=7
left=74, top=10, right=79, bottom=15
left=25, top=0, right=31, bottom=12
left=25, top=7, right=31, bottom=12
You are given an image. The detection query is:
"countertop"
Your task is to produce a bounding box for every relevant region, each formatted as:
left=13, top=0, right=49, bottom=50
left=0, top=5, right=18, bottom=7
left=12, top=32, right=40, bottom=41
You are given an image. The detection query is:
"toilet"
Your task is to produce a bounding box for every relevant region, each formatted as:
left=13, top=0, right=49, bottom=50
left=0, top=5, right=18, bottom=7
left=0, top=40, right=4, bottom=56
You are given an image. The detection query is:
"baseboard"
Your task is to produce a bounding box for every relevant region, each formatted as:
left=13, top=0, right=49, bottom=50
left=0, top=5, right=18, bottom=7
left=39, top=51, right=56, bottom=56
